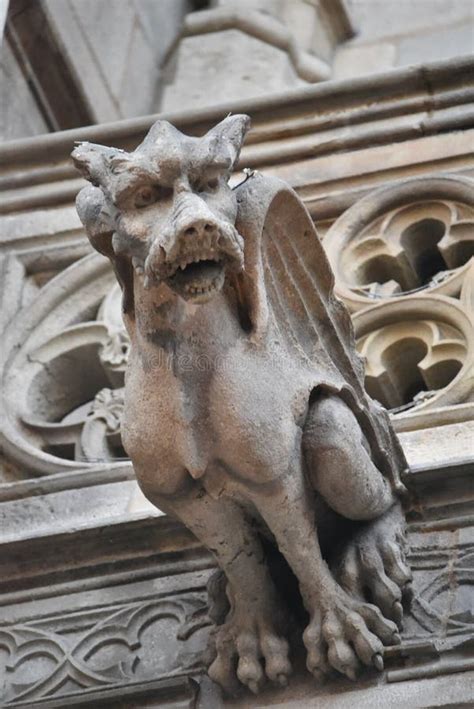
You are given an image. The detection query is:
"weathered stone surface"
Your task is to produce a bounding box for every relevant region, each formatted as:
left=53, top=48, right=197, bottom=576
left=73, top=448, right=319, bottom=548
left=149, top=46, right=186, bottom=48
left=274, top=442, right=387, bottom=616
left=333, top=42, right=396, bottom=79
left=347, top=0, right=473, bottom=41
left=0, top=40, right=48, bottom=141
left=1, top=431, right=471, bottom=706
left=1, top=54, right=473, bottom=708
left=42, top=0, right=189, bottom=123
left=159, top=0, right=354, bottom=111
left=71, top=115, right=412, bottom=695
left=339, top=0, right=474, bottom=80
left=161, top=29, right=306, bottom=112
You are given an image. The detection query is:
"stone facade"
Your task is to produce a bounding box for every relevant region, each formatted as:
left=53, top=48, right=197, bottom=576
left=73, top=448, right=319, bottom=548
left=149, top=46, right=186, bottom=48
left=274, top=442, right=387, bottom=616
left=335, top=0, right=474, bottom=78
left=0, top=0, right=191, bottom=139
left=2, top=0, right=473, bottom=138
left=0, top=2, right=473, bottom=707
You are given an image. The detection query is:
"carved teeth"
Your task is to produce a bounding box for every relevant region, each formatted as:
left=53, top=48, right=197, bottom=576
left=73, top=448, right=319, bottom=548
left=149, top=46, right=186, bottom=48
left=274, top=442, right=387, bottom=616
left=182, top=268, right=224, bottom=297
left=132, top=258, right=144, bottom=276
left=185, top=282, right=217, bottom=294
left=170, top=253, right=221, bottom=274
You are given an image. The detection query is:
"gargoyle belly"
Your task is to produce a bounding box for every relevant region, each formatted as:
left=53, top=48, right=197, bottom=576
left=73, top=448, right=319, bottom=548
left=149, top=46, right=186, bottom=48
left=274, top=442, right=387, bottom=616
left=123, top=348, right=309, bottom=492
left=121, top=365, right=212, bottom=491
left=207, top=352, right=308, bottom=485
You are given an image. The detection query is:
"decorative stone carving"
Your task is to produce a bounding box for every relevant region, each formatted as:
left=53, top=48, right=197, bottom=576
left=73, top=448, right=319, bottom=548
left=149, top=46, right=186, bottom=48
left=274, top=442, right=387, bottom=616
left=80, top=387, right=125, bottom=462
left=323, top=176, right=474, bottom=312
left=70, top=115, right=413, bottom=695
left=406, top=537, right=474, bottom=642
left=0, top=594, right=210, bottom=705
left=354, top=293, right=473, bottom=414
left=0, top=255, right=123, bottom=473
left=320, top=177, right=474, bottom=419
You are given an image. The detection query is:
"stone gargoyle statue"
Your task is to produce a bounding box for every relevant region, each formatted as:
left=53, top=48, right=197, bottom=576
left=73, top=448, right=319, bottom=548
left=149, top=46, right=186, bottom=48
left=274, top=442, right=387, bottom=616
left=72, top=115, right=412, bottom=695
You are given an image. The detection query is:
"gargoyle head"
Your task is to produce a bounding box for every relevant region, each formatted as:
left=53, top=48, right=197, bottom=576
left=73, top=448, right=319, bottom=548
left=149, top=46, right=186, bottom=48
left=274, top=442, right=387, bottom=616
left=72, top=115, right=250, bottom=303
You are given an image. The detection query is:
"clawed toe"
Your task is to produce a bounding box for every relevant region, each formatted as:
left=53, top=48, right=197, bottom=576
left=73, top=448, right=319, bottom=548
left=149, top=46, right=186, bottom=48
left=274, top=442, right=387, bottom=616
left=209, top=619, right=292, bottom=695
left=336, top=507, right=413, bottom=631
left=261, top=634, right=292, bottom=685
left=236, top=633, right=265, bottom=693
left=208, top=637, right=241, bottom=696
left=304, top=593, right=399, bottom=682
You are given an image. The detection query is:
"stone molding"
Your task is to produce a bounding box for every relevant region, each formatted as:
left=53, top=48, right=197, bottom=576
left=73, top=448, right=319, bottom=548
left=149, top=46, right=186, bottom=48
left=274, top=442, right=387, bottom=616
left=0, top=459, right=472, bottom=707
left=0, top=55, right=472, bottom=214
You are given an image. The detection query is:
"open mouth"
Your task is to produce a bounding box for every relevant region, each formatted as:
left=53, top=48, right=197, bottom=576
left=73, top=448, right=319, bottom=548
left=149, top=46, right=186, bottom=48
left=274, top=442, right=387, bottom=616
left=167, top=255, right=225, bottom=299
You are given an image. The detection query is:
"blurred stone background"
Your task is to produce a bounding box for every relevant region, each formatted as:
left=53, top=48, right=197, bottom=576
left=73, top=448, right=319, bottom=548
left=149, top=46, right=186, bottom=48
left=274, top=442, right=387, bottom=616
left=1, top=0, right=473, bottom=140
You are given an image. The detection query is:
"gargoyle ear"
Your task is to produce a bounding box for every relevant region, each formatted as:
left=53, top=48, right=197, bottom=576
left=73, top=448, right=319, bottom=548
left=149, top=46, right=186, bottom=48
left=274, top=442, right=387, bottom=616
left=76, top=184, right=115, bottom=257
left=205, top=114, right=251, bottom=170
left=136, top=119, right=182, bottom=152
left=71, top=142, right=131, bottom=186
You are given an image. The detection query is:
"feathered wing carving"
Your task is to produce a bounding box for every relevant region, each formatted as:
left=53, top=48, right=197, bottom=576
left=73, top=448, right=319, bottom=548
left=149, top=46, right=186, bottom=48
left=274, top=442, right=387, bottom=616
left=235, top=173, right=407, bottom=495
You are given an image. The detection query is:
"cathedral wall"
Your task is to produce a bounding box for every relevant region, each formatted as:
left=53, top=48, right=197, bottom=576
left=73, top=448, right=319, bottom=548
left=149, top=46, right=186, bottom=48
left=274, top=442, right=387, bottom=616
left=0, top=2, right=473, bottom=707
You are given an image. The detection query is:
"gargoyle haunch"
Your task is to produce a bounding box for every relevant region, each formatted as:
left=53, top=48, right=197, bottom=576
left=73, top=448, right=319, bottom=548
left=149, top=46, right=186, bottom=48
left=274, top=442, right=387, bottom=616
left=72, top=115, right=412, bottom=695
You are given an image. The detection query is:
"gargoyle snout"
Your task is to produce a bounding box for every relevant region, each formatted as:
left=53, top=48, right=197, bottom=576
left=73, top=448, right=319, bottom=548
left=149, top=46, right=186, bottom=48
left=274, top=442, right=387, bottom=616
left=145, top=191, right=242, bottom=284
left=166, top=194, right=226, bottom=265
left=178, top=218, right=220, bottom=244
left=173, top=193, right=221, bottom=248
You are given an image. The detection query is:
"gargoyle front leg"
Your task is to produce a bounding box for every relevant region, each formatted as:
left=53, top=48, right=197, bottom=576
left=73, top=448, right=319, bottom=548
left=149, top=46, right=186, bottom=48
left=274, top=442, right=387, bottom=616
left=251, top=471, right=400, bottom=682
left=303, top=394, right=412, bottom=625
left=143, top=484, right=291, bottom=695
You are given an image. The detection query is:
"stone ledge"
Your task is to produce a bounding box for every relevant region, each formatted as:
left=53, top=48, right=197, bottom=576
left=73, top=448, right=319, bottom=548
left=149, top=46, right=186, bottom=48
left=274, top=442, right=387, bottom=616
left=1, top=55, right=472, bottom=175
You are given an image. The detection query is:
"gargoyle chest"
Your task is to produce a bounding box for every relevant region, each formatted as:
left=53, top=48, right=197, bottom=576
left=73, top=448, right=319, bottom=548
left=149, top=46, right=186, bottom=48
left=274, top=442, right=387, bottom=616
left=207, top=344, right=310, bottom=484
left=122, top=336, right=309, bottom=488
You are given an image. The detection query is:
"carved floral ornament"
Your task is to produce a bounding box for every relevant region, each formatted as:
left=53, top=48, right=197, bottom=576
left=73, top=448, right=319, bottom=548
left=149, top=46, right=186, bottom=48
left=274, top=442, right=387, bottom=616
left=0, top=175, right=472, bottom=474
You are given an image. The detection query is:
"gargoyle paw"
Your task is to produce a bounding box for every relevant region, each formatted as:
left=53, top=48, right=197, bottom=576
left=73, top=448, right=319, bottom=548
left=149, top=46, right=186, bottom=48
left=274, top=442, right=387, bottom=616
left=304, top=596, right=400, bottom=681
left=336, top=505, right=413, bottom=627
left=208, top=614, right=291, bottom=695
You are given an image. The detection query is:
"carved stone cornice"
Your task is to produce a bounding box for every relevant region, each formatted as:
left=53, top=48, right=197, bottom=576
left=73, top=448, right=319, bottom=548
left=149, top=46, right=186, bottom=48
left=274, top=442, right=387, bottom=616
left=0, top=55, right=472, bottom=219
left=0, top=453, right=472, bottom=708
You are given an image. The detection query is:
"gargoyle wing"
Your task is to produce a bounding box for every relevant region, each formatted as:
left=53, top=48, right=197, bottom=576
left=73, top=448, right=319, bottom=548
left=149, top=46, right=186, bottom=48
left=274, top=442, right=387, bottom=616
left=235, top=173, right=407, bottom=495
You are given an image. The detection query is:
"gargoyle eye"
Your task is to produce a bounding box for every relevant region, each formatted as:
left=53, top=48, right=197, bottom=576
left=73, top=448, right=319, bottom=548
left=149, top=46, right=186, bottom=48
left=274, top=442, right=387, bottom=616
left=196, top=178, right=219, bottom=194
left=133, top=185, right=171, bottom=208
